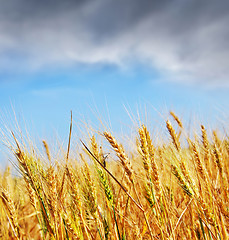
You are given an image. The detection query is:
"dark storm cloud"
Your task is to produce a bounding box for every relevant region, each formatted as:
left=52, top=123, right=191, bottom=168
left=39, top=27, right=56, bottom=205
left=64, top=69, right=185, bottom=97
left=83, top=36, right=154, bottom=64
left=0, top=0, right=87, bottom=19
left=82, top=0, right=171, bottom=39
left=0, top=0, right=229, bottom=86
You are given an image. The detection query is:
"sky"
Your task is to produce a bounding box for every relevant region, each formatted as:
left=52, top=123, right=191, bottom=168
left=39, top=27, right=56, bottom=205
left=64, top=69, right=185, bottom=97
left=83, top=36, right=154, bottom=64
left=1, top=0, right=229, bottom=165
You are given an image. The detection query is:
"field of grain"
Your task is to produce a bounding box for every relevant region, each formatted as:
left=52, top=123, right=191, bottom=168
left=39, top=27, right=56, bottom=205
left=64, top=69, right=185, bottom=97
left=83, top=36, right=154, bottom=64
left=0, top=112, right=229, bottom=239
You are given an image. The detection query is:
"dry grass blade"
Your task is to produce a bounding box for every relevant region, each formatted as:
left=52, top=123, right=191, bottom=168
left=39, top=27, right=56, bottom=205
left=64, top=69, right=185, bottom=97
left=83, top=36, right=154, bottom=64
left=66, top=110, right=72, bottom=161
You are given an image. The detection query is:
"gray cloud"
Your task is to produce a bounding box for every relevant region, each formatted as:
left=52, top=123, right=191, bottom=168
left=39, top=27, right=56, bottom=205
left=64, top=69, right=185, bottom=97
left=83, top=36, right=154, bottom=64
left=0, top=0, right=229, bottom=86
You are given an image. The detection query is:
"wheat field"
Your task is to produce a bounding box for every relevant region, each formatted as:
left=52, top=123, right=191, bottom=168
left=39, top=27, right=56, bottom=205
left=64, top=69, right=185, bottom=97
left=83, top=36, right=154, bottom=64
left=0, top=112, right=229, bottom=239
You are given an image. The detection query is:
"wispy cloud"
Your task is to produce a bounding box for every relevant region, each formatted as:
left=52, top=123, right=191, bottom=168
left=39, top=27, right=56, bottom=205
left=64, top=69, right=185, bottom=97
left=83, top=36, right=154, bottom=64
left=0, top=0, right=229, bottom=86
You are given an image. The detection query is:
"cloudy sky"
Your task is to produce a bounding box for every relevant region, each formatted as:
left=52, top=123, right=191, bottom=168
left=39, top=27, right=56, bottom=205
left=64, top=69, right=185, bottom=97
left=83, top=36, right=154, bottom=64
left=1, top=0, right=229, bottom=163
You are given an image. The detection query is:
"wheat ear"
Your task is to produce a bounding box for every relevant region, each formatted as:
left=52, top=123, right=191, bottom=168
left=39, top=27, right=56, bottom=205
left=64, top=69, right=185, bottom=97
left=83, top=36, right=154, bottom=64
left=104, top=132, right=133, bottom=183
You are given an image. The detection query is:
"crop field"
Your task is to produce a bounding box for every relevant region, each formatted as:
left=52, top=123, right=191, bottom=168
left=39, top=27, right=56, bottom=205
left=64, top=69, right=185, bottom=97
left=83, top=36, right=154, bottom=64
left=0, top=112, right=229, bottom=239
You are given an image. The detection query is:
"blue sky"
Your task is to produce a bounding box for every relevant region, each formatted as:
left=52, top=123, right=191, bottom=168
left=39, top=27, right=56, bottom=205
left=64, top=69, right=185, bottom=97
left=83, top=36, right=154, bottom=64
left=1, top=0, right=229, bottom=166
